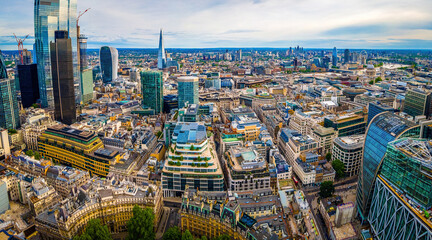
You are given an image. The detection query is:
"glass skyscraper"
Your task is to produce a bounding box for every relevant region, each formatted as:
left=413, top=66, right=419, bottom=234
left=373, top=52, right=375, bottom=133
left=34, top=0, right=79, bottom=108
left=141, top=71, right=163, bottom=114
left=0, top=78, right=20, bottom=130
left=80, top=68, right=93, bottom=104
left=177, top=76, right=199, bottom=108
left=356, top=112, right=420, bottom=220
left=99, top=46, right=118, bottom=83
left=368, top=138, right=432, bottom=239
left=0, top=51, right=7, bottom=79
left=157, top=29, right=166, bottom=69
left=332, top=47, right=338, bottom=66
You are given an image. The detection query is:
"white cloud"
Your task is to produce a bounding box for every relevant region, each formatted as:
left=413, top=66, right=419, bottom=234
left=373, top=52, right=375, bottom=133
left=1, top=0, right=432, bottom=50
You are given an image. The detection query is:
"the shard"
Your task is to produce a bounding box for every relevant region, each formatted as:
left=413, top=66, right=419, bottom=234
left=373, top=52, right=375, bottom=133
left=157, top=29, right=166, bottom=69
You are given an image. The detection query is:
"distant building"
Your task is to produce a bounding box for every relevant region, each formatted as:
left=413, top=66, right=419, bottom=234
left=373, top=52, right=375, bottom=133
left=17, top=64, right=40, bottom=108
left=0, top=180, right=9, bottom=214
left=99, top=46, right=118, bottom=83
left=141, top=71, right=163, bottom=114
left=157, top=29, right=166, bottom=69
left=177, top=76, right=199, bottom=108
left=332, top=47, right=338, bottom=66
left=344, top=49, right=350, bottom=63
left=78, top=34, right=88, bottom=70
left=80, top=68, right=93, bottom=104
left=50, top=30, right=76, bottom=125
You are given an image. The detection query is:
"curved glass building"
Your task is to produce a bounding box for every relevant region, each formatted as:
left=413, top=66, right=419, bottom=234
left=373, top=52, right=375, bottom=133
left=357, top=112, right=420, bottom=220
left=34, top=0, right=78, bottom=108
left=99, top=46, right=118, bottom=83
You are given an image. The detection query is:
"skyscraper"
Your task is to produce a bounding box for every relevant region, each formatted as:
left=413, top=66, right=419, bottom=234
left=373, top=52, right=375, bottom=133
left=368, top=138, right=432, bottom=239
left=99, top=46, right=118, bottom=83
left=177, top=76, right=199, bottom=108
left=34, top=0, right=79, bottom=108
left=141, top=71, right=163, bottom=114
left=344, top=49, right=350, bottom=63
left=356, top=112, right=420, bottom=220
left=79, top=34, right=88, bottom=71
left=17, top=64, right=40, bottom=108
left=332, top=47, right=337, bottom=66
left=80, top=69, right=93, bottom=104
left=50, top=30, right=76, bottom=125
left=157, top=29, right=166, bottom=69
left=0, top=51, right=20, bottom=130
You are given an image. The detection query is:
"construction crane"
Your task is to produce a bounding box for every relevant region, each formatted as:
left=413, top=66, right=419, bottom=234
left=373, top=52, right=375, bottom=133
left=77, top=8, right=91, bottom=27
left=76, top=8, right=90, bottom=70
left=13, top=33, right=29, bottom=65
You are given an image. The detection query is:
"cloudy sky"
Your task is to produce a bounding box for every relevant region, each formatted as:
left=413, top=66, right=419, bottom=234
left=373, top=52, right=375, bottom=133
left=1, top=0, right=432, bottom=50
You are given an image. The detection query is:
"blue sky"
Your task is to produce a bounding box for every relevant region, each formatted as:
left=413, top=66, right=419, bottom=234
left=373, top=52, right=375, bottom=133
left=1, top=0, right=432, bottom=50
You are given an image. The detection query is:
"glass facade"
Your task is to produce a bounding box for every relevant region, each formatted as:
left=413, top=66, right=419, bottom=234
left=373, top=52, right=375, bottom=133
left=99, top=46, right=118, bottom=83
left=381, top=138, right=432, bottom=208
left=177, top=76, right=199, bottom=108
left=404, top=89, right=432, bottom=118
left=157, top=29, right=166, bottom=69
left=0, top=78, right=20, bottom=130
left=80, top=68, right=93, bottom=104
left=34, top=0, right=79, bottom=108
left=17, top=64, right=40, bottom=108
left=0, top=51, right=7, bottom=79
left=367, top=102, right=394, bottom=125
left=141, top=71, right=163, bottom=114
left=357, top=112, right=420, bottom=219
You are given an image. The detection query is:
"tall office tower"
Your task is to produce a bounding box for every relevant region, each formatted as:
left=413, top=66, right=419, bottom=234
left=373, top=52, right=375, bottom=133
left=17, top=64, right=40, bottom=108
left=320, top=50, right=324, bottom=58
left=177, top=76, right=199, bottom=108
left=141, top=71, right=163, bottom=114
left=0, top=51, right=20, bottom=130
left=99, top=46, right=118, bottom=83
left=80, top=69, right=93, bottom=104
left=22, top=49, right=32, bottom=65
left=403, top=88, right=432, bottom=118
left=79, top=34, right=88, bottom=70
left=332, top=47, right=337, bottom=66
left=157, top=29, right=166, bottom=69
left=344, top=49, right=350, bottom=63
left=368, top=138, right=432, bottom=239
left=34, top=0, right=79, bottom=108
left=356, top=112, right=420, bottom=220
left=50, top=30, right=76, bottom=125
left=238, top=49, right=242, bottom=61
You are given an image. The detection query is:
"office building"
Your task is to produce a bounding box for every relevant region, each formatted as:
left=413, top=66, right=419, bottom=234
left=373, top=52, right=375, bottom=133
left=367, top=102, right=394, bottom=125
left=324, top=112, right=367, bottom=137
left=80, top=68, right=93, bottom=104
left=161, top=122, right=224, bottom=197
left=0, top=78, right=20, bottom=130
left=78, top=34, right=88, bottom=70
left=368, top=138, right=432, bottom=239
left=0, top=180, right=9, bottom=214
left=38, top=125, right=121, bottom=177
left=50, top=30, right=76, bottom=125
left=163, top=94, right=178, bottom=113
left=141, top=71, right=163, bottom=114
left=225, top=146, right=270, bottom=192
left=403, top=88, right=432, bottom=118
left=332, top=135, right=364, bottom=177
left=157, top=29, right=166, bottom=69
left=344, top=49, right=350, bottom=63
left=0, top=51, right=7, bottom=79
left=356, top=112, right=420, bottom=220
left=332, top=47, right=337, bottom=66
left=177, top=76, right=199, bottom=108
left=17, top=64, right=40, bottom=108
left=34, top=0, right=79, bottom=108
left=99, top=46, right=118, bottom=83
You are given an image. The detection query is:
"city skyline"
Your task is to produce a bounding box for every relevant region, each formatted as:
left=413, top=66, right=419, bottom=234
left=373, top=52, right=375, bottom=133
left=1, top=0, right=432, bottom=50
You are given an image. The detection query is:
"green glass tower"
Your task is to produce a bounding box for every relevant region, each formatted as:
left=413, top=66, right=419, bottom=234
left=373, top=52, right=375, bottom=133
left=80, top=68, right=93, bottom=104
left=141, top=71, right=163, bottom=114
left=0, top=78, right=20, bottom=130
left=177, top=76, right=199, bottom=108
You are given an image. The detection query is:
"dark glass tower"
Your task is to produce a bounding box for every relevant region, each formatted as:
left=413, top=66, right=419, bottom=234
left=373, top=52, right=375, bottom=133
left=99, top=46, right=118, bottom=83
left=141, top=71, right=163, bottom=114
left=50, top=30, right=76, bottom=125
left=34, top=0, right=79, bottom=108
left=17, top=64, right=40, bottom=108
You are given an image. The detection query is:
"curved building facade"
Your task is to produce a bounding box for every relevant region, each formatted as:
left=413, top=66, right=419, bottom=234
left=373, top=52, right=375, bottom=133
left=177, top=76, right=199, bottom=108
left=356, top=112, right=420, bottom=220
left=34, top=0, right=79, bottom=108
left=99, top=46, right=118, bottom=83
